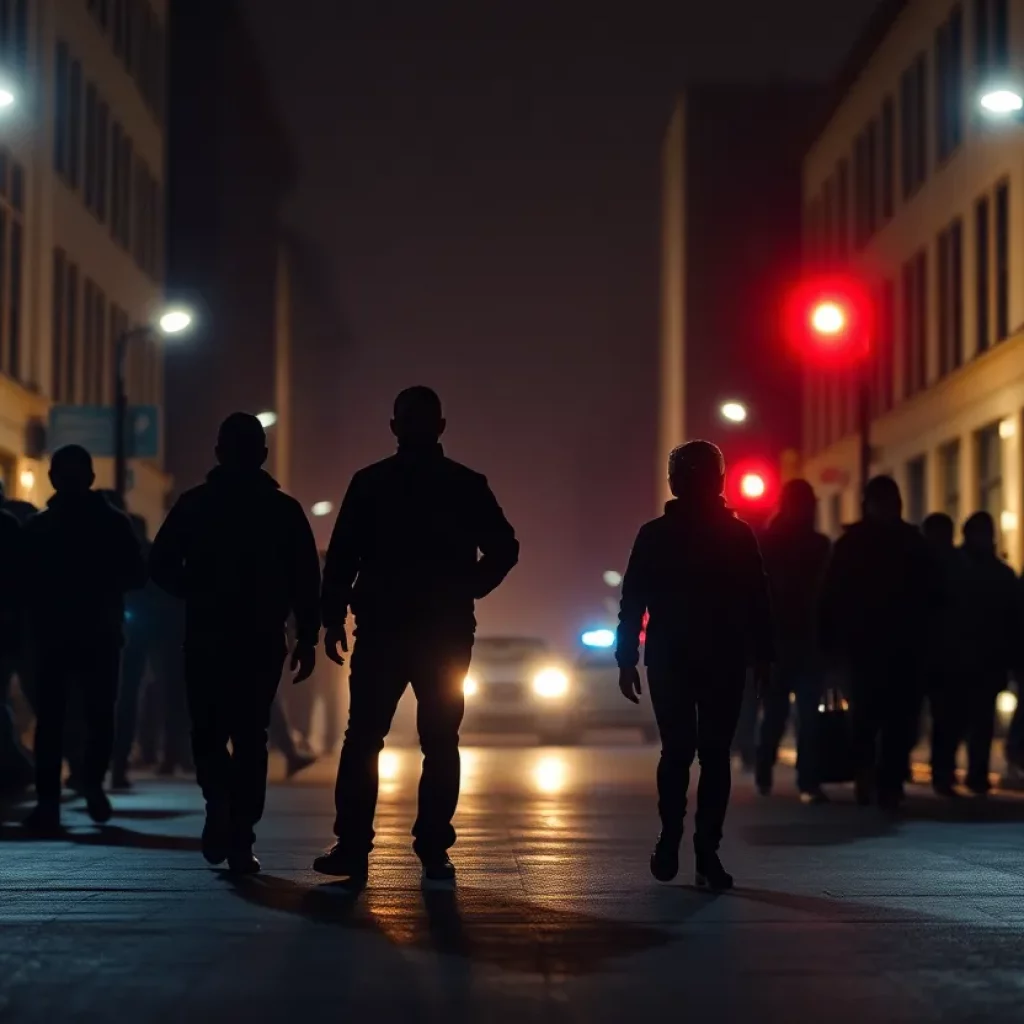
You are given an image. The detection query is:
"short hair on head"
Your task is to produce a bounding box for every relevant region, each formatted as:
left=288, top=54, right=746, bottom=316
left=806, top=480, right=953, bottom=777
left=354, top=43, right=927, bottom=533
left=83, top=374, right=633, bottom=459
left=50, top=444, right=95, bottom=492
left=864, top=474, right=901, bottom=506
left=922, top=512, right=954, bottom=545
left=964, top=510, right=995, bottom=541
left=216, top=412, right=267, bottom=467
left=668, top=440, right=725, bottom=498
left=393, top=386, right=442, bottom=423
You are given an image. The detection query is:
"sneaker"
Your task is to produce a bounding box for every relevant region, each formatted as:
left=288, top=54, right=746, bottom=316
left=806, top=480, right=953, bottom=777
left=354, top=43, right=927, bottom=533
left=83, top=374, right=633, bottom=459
left=227, top=846, right=261, bottom=875
left=22, top=804, right=62, bottom=836
left=649, top=833, right=680, bottom=883
left=286, top=752, right=318, bottom=779
left=202, top=808, right=231, bottom=866
left=799, top=788, right=830, bottom=805
left=85, top=788, right=113, bottom=824
left=312, top=843, right=369, bottom=884
left=421, top=856, right=457, bottom=884
left=694, top=851, right=734, bottom=892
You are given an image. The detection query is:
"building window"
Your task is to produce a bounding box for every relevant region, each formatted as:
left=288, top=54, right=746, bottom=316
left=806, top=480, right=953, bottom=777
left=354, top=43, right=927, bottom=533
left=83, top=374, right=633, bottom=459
left=69, top=59, right=82, bottom=189
left=900, top=56, right=928, bottom=199
left=853, top=132, right=867, bottom=250
left=906, top=456, right=927, bottom=525
left=866, top=118, right=878, bottom=238
left=902, top=250, right=928, bottom=396
left=822, top=176, right=835, bottom=258
left=936, top=5, right=964, bottom=162
left=881, top=96, right=895, bottom=221
left=938, top=218, right=964, bottom=376
left=975, top=0, right=1010, bottom=72
left=93, top=288, right=107, bottom=405
left=995, top=181, right=1009, bottom=341
left=977, top=422, right=1003, bottom=521
left=52, top=251, right=80, bottom=404
left=0, top=151, right=24, bottom=382
left=84, top=84, right=97, bottom=210
left=836, top=158, right=849, bottom=258
left=915, top=248, right=928, bottom=388
left=97, top=100, right=109, bottom=222
left=83, top=279, right=95, bottom=402
left=0, top=1, right=29, bottom=78
left=113, top=0, right=125, bottom=57
left=940, top=440, right=961, bottom=522
left=976, top=194, right=991, bottom=352
left=877, top=278, right=896, bottom=413
left=54, top=42, right=69, bottom=178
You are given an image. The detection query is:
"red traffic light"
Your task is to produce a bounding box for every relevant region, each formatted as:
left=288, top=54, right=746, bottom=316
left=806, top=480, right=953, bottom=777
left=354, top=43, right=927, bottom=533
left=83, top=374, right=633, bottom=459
left=740, top=472, right=767, bottom=500
left=726, top=457, right=777, bottom=513
left=783, top=274, right=874, bottom=368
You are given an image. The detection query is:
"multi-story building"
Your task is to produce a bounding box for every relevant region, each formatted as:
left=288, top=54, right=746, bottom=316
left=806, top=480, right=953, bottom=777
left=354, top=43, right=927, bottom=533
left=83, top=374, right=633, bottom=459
left=0, top=0, right=168, bottom=528
left=660, top=85, right=821, bottom=510
left=802, top=0, right=1024, bottom=565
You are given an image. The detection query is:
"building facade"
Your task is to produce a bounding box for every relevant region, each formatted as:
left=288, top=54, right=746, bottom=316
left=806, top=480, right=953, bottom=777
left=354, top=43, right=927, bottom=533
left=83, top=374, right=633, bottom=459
left=0, top=0, right=168, bottom=528
left=802, top=0, right=1024, bottom=566
left=660, top=85, right=821, bottom=510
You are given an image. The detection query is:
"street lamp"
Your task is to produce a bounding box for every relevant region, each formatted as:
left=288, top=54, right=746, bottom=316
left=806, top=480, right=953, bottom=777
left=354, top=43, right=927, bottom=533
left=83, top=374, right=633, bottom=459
left=0, top=87, right=15, bottom=110
left=114, top=307, right=195, bottom=502
left=979, top=86, right=1024, bottom=116
left=256, top=411, right=278, bottom=429
left=311, top=501, right=334, bottom=517
left=720, top=400, right=748, bottom=424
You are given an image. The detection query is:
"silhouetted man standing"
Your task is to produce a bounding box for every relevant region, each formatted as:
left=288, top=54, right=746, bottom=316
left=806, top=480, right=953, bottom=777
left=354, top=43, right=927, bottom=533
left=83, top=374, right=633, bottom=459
left=617, top=441, right=772, bottom=890
left=150, top=414, right=320, bottom=873
left=820, top=476, right=938, bottom=808
left=315, top=387, right=519, bottom=885
left=23, top=445, right=146, bottom=831
left=755, top=479, right=831, bottom=802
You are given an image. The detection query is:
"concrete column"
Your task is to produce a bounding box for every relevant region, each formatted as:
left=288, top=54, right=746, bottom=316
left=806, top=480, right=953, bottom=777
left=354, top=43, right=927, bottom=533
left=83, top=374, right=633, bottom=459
left=1000, top=410, right=1024, bottom=569
left=960, top=425, right=979, bottom=534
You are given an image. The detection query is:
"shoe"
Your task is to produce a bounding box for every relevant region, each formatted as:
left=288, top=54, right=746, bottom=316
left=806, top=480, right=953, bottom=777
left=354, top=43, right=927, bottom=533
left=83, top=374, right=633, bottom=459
left=201, top=808, right=231, bottom=866
left=755, top=781, right=772, bottom=797
left=85, top=788, right=113, bottom=824
left=22, top=805, right=62, bottom=836
left=695, top=851, right=734, bottom=892
left=312, top=843, right=369, bottom=884
left=110, top=774, right=133, bottom=793
left=650, top=833, right=680, bottom=882
left=286, top=752, right=318, bottom=779
left=799, top=788, right=830, bottom=805
left=421, top=856, right=457, bottom=884
left=227, top=846, right=261, bottom=875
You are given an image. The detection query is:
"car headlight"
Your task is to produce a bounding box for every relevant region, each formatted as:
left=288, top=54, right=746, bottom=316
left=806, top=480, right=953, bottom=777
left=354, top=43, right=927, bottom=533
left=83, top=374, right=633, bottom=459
left=532, top=667, right=569, bottom=699
left=463, top=674, right=479, bottom=698
left=997, top=690, right=1018, bottom=716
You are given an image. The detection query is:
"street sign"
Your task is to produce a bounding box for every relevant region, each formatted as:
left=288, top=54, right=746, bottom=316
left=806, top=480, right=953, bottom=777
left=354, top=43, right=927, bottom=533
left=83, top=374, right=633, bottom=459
left=48, top=405, right=159, bottom=458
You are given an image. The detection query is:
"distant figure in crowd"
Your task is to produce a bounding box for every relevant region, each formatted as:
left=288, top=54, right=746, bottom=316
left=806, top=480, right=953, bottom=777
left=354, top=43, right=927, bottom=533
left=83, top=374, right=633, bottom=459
left=150, top=413, right=321, bottom=874
left=0, top=481, right=32, bottom=795
left=617, top=441, right=773, bottom=891
left=957, top=512, right=1020, bottom=795
left=315, top=386, right=519, bottom=886
left=921, top=512, right=969, bottom=797
left=820, top=476, right=938, bottom=809
left=22, top=446, right=147, bottom=832
left=755, top=479, right=831, bottom=803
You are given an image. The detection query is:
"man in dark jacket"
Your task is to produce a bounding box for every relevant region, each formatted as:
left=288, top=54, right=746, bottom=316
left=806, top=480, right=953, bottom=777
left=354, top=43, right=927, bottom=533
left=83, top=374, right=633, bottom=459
left=22, top=445, right=147, bottom=831
left=314, top=386, right=519, bottom=885
left=150, top=413, right=320, bottom=873
left=957, top=512, right=1020, bottom=795
left=819, top=476, right=939, bottom=808
left=616, top=440, right=773, bottom=890
left=755, top=479, right=831, bottom=802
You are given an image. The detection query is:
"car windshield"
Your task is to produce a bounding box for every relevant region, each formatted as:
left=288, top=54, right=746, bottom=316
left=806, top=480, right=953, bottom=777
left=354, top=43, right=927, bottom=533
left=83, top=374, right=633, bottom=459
left=474, top=637, right=549, bottom=663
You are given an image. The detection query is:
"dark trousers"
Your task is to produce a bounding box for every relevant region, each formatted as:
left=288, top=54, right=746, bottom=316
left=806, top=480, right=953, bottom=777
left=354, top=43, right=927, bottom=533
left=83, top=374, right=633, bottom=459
left=0, top=657, right=33, bottom=789
left=33, top=642, right=121, bottom=809
left=848, top=659, right=917, bottom=801
left=755, top=667, right=823, bottom=793
left=1007, top=688, right=1024, bottom=769
left=333, top=632, right=473, bottom=860
left=931, top=673, right=1004, bottom=792
left=148, top=640, right=192, bottom=771
left=184, top=640, right=285, bottom=843
left=111, top=638, right=148, bottom=779
left=929, top=674, right=962, bottom=790
left=646, top=664, right=746, bottom=854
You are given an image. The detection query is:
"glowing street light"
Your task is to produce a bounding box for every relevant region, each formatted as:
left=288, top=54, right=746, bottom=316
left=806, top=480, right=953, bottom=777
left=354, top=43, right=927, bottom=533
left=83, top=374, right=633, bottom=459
left=720, top=401, right=748, bottom=424
left=0, top=87, right=15, bottom=110
left=256, top=411, right=278, bottom=429
left=980, top=87, right=1024, bottom=116
left=159, top=308, right=193, bottom=335
left=602, top=570, right=622, bottom=587
left=311, top=501, right=334, bottom=517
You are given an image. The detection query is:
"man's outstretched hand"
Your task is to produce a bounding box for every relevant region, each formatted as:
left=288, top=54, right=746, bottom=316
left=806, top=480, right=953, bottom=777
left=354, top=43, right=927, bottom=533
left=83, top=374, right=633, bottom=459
left=618, top=666, right=642, bottom=704
left=291, top=643, right=316, bottom=684
left=325, top=626, right=349, bottom=667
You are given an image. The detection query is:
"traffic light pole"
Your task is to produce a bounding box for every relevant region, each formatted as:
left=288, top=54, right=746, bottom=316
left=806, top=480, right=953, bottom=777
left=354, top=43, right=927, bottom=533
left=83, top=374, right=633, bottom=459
left=857, top=362, right=872, bottom=498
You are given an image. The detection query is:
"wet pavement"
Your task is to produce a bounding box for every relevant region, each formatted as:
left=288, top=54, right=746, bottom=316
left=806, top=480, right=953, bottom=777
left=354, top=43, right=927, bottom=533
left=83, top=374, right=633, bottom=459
left=2, top=744, right=1024, bottom=1022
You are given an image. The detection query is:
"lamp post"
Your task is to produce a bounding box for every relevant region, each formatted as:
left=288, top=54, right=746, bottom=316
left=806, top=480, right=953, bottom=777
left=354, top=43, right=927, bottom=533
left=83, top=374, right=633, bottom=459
left=114, top=308, right=193, bottom=502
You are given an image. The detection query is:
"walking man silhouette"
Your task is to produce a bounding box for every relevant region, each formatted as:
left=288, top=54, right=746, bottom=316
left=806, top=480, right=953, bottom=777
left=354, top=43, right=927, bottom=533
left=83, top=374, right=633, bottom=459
left=314, top=386, right=519, bottom=885
left=617, top=441, right=773, bottom=890
left=23, top=445, right=146, bottom=832
left=150, top=413, right=321, bottom=873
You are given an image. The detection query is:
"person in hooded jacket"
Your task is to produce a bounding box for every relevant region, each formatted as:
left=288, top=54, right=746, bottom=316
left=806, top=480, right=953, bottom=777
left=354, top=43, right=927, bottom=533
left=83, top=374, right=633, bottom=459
left=149, top=413, right=321, bottom=873
left=21, top=445, right=147, bottom=832
left=819, top=476, right=940, bottom=808
left=755, top=479, right=831, bottom=803
left=616, top=440, right=773, bottom=891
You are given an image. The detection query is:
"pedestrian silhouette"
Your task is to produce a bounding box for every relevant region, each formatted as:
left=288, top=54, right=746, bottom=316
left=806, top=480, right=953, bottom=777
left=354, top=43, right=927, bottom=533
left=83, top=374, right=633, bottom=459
left=314, top=386, right=519, bottom=885
left=957, top=511, right=1020, bottom=795
left=149, top=413, right=321, bottom=874
left=819, top=476, right=939, bottom=809
left=22, top=445, right=147, bottom=833
left=755, top=479, right=832, bottom=803
left=616, top=440, right=773, bottom=890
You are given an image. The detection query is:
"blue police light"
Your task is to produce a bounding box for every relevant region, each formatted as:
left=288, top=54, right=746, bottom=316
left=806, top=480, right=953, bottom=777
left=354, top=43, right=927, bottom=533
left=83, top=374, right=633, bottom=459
left=581, top=628, right=615, bottom=648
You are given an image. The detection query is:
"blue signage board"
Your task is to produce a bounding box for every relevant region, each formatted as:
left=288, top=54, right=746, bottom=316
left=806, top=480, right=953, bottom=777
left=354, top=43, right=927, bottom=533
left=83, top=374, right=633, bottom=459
left=48, top=405, right=160, bottom=458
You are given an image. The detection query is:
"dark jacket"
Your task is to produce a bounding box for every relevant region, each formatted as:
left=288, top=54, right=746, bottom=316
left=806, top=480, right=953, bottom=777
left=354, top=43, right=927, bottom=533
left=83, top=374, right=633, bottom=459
left=321, top=444, right=519, bottom=636
left=760, top=519, right=831, bottom=670
left=959, top=547, right=1021, bottom=679
left=149, top=467, right=321, bottom=647
left=615, top=498, right=774, bottom=671
left=819, top=518, right=940, bottom=665
left=0, top=507, right=22, bottom=656
left=23, top=490, right=147, bottom=645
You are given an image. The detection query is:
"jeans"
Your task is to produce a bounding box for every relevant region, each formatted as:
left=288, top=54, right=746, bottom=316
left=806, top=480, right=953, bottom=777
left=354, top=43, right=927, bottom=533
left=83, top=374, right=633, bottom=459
left=646, top=663, right=746, bottom=854
left=755, top=667, right=823, bottom=793
left=184, top=639, right=285, bottom=844
left=333, top=631, right=473, bottom=860
left=34, top=641, right=121, bottom=809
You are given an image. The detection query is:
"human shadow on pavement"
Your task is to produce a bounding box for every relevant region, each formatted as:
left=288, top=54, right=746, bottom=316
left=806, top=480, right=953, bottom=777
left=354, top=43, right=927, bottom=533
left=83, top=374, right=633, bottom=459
left=226, top=873, right=675, bottom=975
left=0, top=822, right=202, bottom=852
left=741, top=807, right=899, bottom=847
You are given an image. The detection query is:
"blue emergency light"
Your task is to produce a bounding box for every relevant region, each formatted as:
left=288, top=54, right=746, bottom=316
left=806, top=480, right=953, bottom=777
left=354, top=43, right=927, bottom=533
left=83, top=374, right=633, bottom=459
left=581, top=628, right=615, bottom=649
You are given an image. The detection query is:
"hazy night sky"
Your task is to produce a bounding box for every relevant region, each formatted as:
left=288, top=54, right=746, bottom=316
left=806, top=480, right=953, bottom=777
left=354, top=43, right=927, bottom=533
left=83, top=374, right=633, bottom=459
left=241, top=0, right=883, bottom=649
